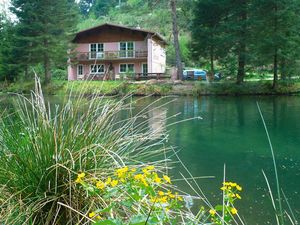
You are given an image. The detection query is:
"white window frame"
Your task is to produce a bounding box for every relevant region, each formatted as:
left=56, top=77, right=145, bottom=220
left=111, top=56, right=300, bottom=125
left=77, top=64, right=84, bottom=77
left=90, top=64, right=105, bottom=74
left=89, top=43, right=105, bottom=59
left=119, top=42, right=135, bottom=58
left=119, top=63, right=135, bottom=73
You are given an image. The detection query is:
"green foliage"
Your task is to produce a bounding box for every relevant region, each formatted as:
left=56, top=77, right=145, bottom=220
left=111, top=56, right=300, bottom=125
left=10, top=0, right=79, bottom=82
left=75, top=166, right=186, bottom=224
left=0, top=79, right=170, bottom=224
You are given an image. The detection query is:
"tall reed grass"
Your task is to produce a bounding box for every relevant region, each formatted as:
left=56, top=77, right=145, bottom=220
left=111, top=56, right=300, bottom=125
left=0, top=77, right=172, bottom=224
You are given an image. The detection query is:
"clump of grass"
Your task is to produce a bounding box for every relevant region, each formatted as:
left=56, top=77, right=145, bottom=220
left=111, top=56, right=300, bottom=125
left=0, top=77, right=171, bottom=224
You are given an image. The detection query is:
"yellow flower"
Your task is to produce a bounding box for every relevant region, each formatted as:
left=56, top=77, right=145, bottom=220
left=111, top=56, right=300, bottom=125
left=78, top=173, right=85, bottom=179
left=116, top=166, right=128, bottom=178
left=231, top=182, right=237, bottom=187
left=134, top=174, right=144, bottom=181
left=111, top=180, right=118, bottom=187
left=88, top=211, right=96, bottom=218
left=96, top=180, right=105, bottom=190
left=159, top=196, right=168, bottom=203
left=220, top=186, right=226, bottom=191
left=230, top=193, right=236, bottom=198
left=209, top=209, right=216, bottom=216
left=231, top=208, right=238, bottom=215
left=105, top=177, right=112, bottom=185
left=96, top=215, right=102, bottom=220
left=158, top=191, right=164, bottom=196
left=236, top=185, right=242, bottom=191
left=142, top=168, right=151, bottom=175
left=131, top=168, right=137, bottom=172
left=75, top=177, right=82, bottom=184
left=145, top=165, right=155, bottom=170
left=163, top=175, right=171, bottom=184
left=167, top=191, right=175, bottom=198
left=236, top=193, right=242, bottom=199
left=153, top=173, right=162, bottom=183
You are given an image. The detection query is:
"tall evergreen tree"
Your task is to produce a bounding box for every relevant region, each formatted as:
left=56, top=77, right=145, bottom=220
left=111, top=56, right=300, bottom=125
left=252, top=0, right=300, bottom=88
left=192, top=0, right=228, bottom=75
left=11, top=0, right=78, bottom=83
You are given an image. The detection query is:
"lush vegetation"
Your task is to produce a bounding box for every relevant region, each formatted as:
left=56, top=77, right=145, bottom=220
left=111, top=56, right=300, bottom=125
left=0, top=79, right=246, bottom=224
left=1, top=0, right=300, bottom=88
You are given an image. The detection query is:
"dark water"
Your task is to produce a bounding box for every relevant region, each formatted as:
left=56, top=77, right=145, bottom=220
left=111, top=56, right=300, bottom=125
left=1, top=95, right=299, bottom=224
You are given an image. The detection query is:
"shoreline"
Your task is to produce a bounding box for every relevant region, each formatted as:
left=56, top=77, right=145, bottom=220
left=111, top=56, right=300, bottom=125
left=1, top=80, right=300, bottom=97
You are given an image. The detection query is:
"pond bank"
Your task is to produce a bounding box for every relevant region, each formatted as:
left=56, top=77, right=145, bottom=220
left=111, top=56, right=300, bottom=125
left=1, top=80, right=300, bottom=96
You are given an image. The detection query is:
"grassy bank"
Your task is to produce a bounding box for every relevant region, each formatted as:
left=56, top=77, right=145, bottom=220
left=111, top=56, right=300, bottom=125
left=1, top=79, right=300, bottom=96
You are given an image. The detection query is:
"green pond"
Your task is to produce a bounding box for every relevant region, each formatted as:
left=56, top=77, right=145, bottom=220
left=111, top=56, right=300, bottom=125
left=1, top=94, right=299, bottom=224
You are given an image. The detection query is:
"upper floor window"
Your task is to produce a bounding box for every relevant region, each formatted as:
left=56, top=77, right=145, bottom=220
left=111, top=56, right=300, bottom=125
left=119, top=42, right=134, bottom=58
left=90, top=43, right=104, bottom=59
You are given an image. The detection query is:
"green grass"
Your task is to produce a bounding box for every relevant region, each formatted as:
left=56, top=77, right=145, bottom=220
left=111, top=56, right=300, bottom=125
left=0, top=78, right=171, bottom=224
left=1, top=79, right=300, bottom=96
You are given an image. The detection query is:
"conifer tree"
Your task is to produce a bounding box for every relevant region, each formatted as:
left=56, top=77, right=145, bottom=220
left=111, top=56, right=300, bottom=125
left=11, top=0, right=78, bottom=83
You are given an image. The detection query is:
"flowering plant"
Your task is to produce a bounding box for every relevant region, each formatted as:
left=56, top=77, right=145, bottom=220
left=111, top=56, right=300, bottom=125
left=209, top=181, right=242, bottom=225
left=75, top=165, right=185, bottom=224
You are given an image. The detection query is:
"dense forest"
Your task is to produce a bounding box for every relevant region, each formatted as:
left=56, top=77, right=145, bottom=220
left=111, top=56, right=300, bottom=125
left=0, top=0, right=300, bottom=86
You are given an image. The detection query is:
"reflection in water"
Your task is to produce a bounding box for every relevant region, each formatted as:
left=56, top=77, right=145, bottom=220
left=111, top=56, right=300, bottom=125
left=148, top=107, right=167, bottom=139
left=1, top=95, right=300, bottom=224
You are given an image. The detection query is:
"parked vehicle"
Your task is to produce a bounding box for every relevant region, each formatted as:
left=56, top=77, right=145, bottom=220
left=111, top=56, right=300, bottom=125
left=183, top=69, right=207, bottom=80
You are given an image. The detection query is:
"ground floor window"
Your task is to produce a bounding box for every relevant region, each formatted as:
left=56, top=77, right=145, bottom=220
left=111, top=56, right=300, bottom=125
left=90, top=64, right=105, bottom=74
left=120, top=63, right=135, bottom=73
left=142, top=63, right=148, bottom=75
left=77, top=64, right=83, bottom=76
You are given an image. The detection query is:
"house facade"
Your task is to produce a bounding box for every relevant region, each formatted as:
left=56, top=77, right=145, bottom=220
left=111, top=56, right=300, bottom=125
left=68, top=23, right=167, bottom=80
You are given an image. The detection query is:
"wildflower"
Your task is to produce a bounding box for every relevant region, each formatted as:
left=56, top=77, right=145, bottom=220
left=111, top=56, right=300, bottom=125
left=131, top=168, right=137, bottom=172
left=158, top=191, right=164, bottom=196
left=220, top=186, right=226, bottom=191
left=236, top=193, right=242, bottom=199
left=75, top=177, right=83, bottom=184
left=236, top=185, right=242, bottom=191
left=153, top=173, right=162, bottom=183
left=96, top=180, right=105, bottom=190
left=163, top=175, right=171, bottom=184
left=167, top=191, right=175, bottom=198
left=78, top=173, right=85, bottom=179
left=111, top=180, right=118, bottom=187
left=231, top=208, right=238, bottom=215
left=88, top=211, right=96, bottom=218
left=145, top=165, right=155, bottom=171
left=105, top=177, right=112, bottom=185
left=159, top=196, right=168, bottom=203
left=209, top=209, right=216, bottom=216
left=96, top=215, right=102, bottom=220
left=116, top=166, right=128, bottom=178
left=142, top=168, right=151, bottom=175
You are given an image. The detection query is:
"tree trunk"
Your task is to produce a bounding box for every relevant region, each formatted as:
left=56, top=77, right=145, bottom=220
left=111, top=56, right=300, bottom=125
left=280, top=58, right=286, bottom=80
left=44, top=54, right=51, bottom=84
left=170, top=0, right=183, bottom=80
left=210, top=45, right=214, bottom=75
left=273, top=48, right=278, bottom=88
left=236, top=46, right=246, bottom=84
left=236, top=0, right=247, bottom=84
left=272, top=2, right=278, bottom=89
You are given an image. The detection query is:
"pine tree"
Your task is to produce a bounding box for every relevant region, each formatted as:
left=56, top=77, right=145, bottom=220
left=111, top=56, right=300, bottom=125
left=11, top=0, right=78, bottom=83
left=191, top=0, right=228, bottom=75
left=252, top=0, right=300, bottom=88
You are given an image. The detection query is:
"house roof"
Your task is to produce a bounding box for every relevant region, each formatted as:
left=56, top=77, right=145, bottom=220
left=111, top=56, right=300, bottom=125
left=72, top=23, right=167, bottom=45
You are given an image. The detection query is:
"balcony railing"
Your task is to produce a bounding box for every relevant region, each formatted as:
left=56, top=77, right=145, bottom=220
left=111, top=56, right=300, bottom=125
left=73, top=50, right=148, bottom=61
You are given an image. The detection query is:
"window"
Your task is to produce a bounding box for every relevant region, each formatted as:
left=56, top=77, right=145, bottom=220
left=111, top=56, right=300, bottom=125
left=142, top=63, right=148, bottom=75
left=90, top=43, right=104, bottom=59
left=77, top=65, right=83, bottom=76
left=120, top=64, right=135, bottom=73
left=119, top=42, right=134, bottom=58
left=90, top=64, right=105, bottom=74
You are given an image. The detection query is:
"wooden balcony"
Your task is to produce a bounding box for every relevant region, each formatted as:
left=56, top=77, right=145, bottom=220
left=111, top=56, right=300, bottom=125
left=72, top=50, right=148, bottom=61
